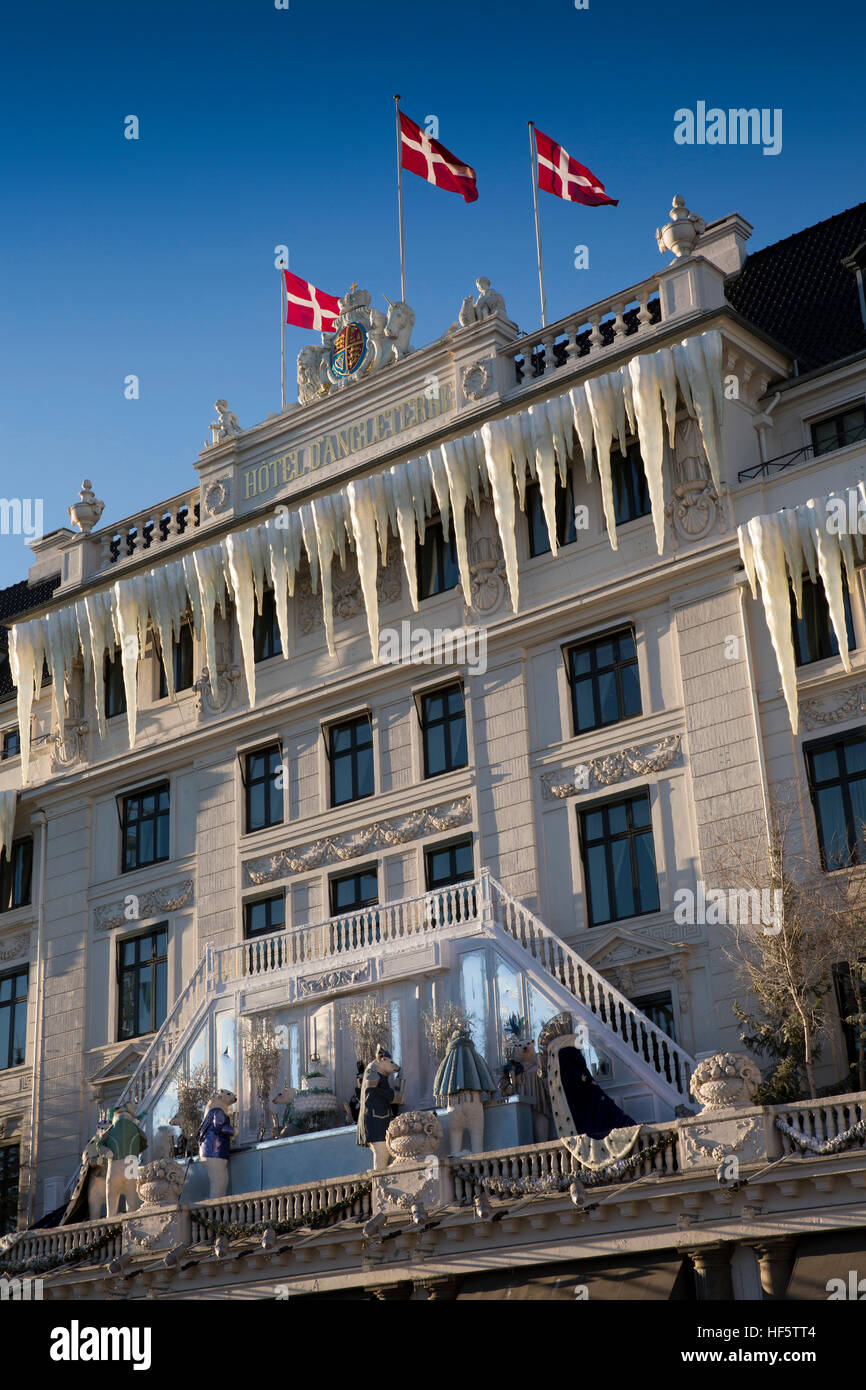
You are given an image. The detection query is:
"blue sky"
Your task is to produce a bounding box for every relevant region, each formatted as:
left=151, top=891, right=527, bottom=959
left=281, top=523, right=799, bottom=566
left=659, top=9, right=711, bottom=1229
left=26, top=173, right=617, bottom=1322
left=1, top=0, right=863, bottom=587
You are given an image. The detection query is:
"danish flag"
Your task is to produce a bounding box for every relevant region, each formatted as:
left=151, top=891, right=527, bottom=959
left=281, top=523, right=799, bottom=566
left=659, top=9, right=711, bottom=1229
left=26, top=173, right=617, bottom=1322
left=533, top=128, right=618, bottom=207
left=283, top=269, right=341, bottom=332
left=399, top=110, right=479, bottom=203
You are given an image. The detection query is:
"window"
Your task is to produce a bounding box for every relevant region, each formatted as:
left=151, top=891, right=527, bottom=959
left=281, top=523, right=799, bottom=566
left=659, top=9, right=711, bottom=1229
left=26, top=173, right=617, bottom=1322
left=244, top=894, right=285, bottom=972
left=805, top=731, right=866, bottom=870
left=810, top=404, right=866, bottom=458
left=104, top=650, right=127, bottom=720
left=0, top=1146, right=19, bottom=1234
left=0, top=968, right=28, bottom=1069
left=0, top=840, right=32, bottom=913
left=118, top=926, right=168, bottom=1040
left=253, top=589, right=282, bottom=662
left=245, top=745, right=283, bottom=832
left=329, top=714, right=374, bottom=806
left=420, top=683, right=467, bottom=778
left=330, top=867, right=380, bottom=949
left=121, top=783, right=170, bottom=872
left=566, top=627, right=641, bottom=735
left=579, top=790, right=660, bottom=927
left=792, top=575, right=855, bottom=666
left=425, top=837, right=474, bottom=890
left=632, top=990, right=676, bottom=1041
left=833, top=962, right=865, bottom=1078
left=330, top=867, right=379, bottom=916
left=526, top=469, right=577, bottom=558
left=244, top=894, right=285, bottom=938
left=611, top=443, right=651, bottom=526
left=157, top=625, right=194, bottom=698
left=417, top=517, right=460, bottom=601
left=1, top=729, right=20, bottom=760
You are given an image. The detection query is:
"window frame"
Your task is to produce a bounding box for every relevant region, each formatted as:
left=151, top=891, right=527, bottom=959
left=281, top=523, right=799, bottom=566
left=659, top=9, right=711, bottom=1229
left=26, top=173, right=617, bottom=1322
left=0, top=966, right=29, bottom=1070
left=0, top=1144, right=19, bottom=1235
left=243, top=743, right=284, bottom=834
left=791, top=572, right=856, bottom=667
left=611, top=441, right=651, bottom=527
left=0, top=838, right=33, bottom=913
left=417, top=515, right=460, bottom=602
left=804, top=729, right=866, bottom=871
left=525, top=466, right=577, bottom=558
left=577, top=787, right=660, bottom=927
left=104, top=649, right=127, bottom=720
left=120, top=782, right=171, bottom=874
left=253, top=588, right=283, bottom=663
left=424, top=836, right=475, bottom=892
left=1, top=729, right=20, bottom=761
left=564, top=625, right=642, bottom=737
left=809, top=401, right=866, bottom=459
left=327, top=713, right=374, bottom=807
left=243, top=893, right=286, bottom=940
left=157, top=623, right=195, bottom=699
left=418, top=681, right=468, bottom=779
left=116, top=924, right=169, bottom=1041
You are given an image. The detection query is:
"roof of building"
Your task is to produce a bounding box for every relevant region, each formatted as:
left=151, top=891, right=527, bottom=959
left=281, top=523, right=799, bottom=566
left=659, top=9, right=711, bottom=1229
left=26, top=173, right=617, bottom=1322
left=0, top=575, right=61, bottom=702
left=725, top=202, right=866, bottom=374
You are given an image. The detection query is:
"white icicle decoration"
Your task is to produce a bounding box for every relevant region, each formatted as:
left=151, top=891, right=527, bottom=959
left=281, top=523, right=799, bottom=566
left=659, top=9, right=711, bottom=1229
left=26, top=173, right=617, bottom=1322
left=584, top=374, right=618, bottom=550
left=778, top=509, right=805, bottom=618
left=263, top=520, right=291, bottom=659
left=0, top=789, right=17, bottom=862
left=225, top=530, right=258, bottom=706
left=744, top=513, right=799, bottom=732
left=114, top=575, right=147, bottom=748
left=657, top=347, right=679, bottom=447
left=628, top=353, right=667, bottom=556
left=369, top=471, right=393, bottom=563
left=441, top=439, right=473, bottom=604
left=808, top=498, right=852, bottom=672
left=311, top=495, right=339, bottom=656
left=426, top=450, right=451, bottom=538
left=388, top=463, right=420, bottom=614
left=347, top=477, right=381, bottom=658
left=608, top=371, right=629, bottom=457
left=528, top=402, right=560, bottom=555
left=567, top=384, right=595, bottom=482
left=8, top=622, right=41, bottom=784
left=679, top=335, right=722, bottom=492
left=193, top=544, right=225, bottom=678
left=480, top=418, right=519, bottom=611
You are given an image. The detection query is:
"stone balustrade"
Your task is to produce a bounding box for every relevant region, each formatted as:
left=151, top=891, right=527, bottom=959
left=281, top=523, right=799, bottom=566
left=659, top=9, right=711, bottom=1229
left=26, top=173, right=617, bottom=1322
left=84, top=487, right=202, bottom=577
left=774, top=1093, right=866, bottom=1155
left=502, top=278, right=662, bottom=390
left=188, top=1176, right=372, bottom=1242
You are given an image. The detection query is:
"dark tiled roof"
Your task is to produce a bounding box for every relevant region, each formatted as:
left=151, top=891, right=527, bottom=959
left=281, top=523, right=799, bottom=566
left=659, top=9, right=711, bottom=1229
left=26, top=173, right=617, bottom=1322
left=725, top=203, right=866, bottom=374
left=0, top=575, right=61, bottom=701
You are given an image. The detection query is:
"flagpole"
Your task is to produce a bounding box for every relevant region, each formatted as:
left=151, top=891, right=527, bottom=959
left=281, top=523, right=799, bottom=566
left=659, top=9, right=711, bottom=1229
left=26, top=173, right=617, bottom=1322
left=280, top=266, right=286, bottom=410
left=394, top=94, right=407, bottom=302
left=527, top=121, right=547, bottom=327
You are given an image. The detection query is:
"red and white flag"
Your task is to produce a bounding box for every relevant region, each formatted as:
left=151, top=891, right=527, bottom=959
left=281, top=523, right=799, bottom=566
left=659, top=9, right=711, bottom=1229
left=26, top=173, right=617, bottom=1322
left=283, top=269, right=341, bottom=332
left=534, top=128, right=617, bottom=207
left=399, top=110, right=478, bottom=203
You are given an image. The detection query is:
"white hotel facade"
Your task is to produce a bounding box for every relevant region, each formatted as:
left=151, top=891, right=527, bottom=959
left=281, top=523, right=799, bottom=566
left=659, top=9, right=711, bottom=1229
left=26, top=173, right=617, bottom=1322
left=1, top=197, right=866, bottom=1300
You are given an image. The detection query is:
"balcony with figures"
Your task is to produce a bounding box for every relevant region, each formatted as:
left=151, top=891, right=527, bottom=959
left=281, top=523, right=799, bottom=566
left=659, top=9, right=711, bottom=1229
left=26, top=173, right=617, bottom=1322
left=95, top=871, right=696, bottom=1210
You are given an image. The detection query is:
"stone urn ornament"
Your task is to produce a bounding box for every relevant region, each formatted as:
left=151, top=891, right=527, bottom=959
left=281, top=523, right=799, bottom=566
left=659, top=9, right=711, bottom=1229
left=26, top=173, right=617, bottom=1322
left=386, top=1110, right=443, bottom=1162
left=689, top=1053, right=762, bottom=1111
left=656, top=196, right=706, bottom=261
left=136, top=1157, right=187, bottom=1208
left=67, top=480, right=105, bottom=534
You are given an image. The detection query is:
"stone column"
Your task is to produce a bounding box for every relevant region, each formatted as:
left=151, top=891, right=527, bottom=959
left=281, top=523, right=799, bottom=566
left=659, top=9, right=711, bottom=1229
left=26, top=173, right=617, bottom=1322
left=751, top=1237, right=798, bottom=1300
left=686, top=1243, right=736, bottom=1300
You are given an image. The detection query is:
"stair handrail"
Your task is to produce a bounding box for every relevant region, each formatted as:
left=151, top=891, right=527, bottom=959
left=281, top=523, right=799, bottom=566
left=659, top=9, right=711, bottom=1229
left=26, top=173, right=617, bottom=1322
left=117, top=951, right=210, bottom=1107
left=488, top=875, right=694, bottom=1097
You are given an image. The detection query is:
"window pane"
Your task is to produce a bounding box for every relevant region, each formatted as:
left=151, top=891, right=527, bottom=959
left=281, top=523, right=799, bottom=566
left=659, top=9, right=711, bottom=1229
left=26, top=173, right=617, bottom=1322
left=586, top=844, right=610, bottom=925
left=453, top=841, right=474, bottom=879
left=355, top=745, right=374, bottom=798
left=810, top=748, right=840, bottom=782
left=607, top=803, right=628, bottom=835
left=574, top=679, right=595, bottom=732
left=154, top=961, right=167, bottom=1030
left=620, top=664, right=641, bottom=718
left=596, top=670, right=618, bottom=724
left=816, top=786, right=848, bottom=867
left=843, top=741, right=866, bottom=775
left=584, top=810, right=604, bottom=841
left=449, top=718, right=468, bottom=769
left=425, top=724, right=446, bottom=776
left=460, top=951, right=488, bottom=1050
left=630, top=795, right=652, bottom=828
left=634, top=832, right=660, bottom=911
left=137, top=965, right=152, bottom=1031
left=0, top=1013, right=9, bottom=1069
left=610, top=838, right=635, bottom=919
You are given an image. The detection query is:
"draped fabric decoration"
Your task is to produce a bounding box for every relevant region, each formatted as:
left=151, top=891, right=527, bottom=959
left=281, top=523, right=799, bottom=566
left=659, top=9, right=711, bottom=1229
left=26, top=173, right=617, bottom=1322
left=433, top=1027, right=498, bottom=1101
left=561, top=1125, right=642, bottom=1171
left=8, top=331, right=725, bottom=783
left=737, top=485, right=863, bottom=732
left=0, top=789, right=18, bottom=861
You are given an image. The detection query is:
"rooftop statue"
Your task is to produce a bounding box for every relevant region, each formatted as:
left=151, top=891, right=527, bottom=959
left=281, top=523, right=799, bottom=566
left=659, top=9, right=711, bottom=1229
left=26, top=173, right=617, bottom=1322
left=458, top=276, right=508, bottom=327
left=209, top=399, right=243, bottom=445
left=656, top=195, right=706, bottom=261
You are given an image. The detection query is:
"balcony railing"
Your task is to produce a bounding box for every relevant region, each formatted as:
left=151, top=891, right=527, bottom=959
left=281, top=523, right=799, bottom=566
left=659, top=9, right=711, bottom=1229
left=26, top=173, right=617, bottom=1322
left=738, top=421, right=866, bottom=481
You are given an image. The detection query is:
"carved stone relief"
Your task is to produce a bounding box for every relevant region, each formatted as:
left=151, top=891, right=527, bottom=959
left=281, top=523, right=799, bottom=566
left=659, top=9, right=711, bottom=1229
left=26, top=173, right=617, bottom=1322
left=296, top=539, right=402, bottom=637
left=202, top=478, right=231, bottom=516
left=541, top=733, right=682, bottom=799
left=244, top=796, right=472, bottom=885
left=0, top=933, right=29, bottom=962
left=800, top=682, right=866, bottom=730
left=665, top=418, right=728, bottom=549
left=297, top=961, right=372, bottom=997
left=463, top=501, right=508, bottom=619
left=95, top=880, right=194, bottom=931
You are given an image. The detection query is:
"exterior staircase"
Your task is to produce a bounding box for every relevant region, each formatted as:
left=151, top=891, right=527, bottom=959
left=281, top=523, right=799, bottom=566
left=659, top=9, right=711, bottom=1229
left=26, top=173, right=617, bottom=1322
left=118, top=870, right=695, bottom=1122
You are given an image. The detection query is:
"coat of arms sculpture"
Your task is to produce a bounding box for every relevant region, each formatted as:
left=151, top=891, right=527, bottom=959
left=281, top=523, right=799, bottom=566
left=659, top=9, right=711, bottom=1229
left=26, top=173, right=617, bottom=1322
left=296, top=285, right=415, bottom=405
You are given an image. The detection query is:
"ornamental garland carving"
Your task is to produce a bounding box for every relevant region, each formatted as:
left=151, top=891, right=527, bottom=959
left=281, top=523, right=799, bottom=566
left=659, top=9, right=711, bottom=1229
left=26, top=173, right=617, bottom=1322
left=800, top=683, right=866, bottom=730
left=297, top=961, right=372, bottom=997
left=94, top=879, right=195, bottom=931
left=296, top=541, right=402, bottom=637
left=541, top=733, right=682, bottom=800
left=244, top=796, right=472, bottom=885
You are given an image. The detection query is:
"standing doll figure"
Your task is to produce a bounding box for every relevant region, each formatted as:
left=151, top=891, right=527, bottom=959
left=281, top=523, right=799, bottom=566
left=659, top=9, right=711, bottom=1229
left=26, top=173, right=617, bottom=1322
left=357, top=1047, right=401, bottom=1171
left=197, top=1089, right=237, bottom=1199
left=433, top=1026, right=497, bottom=1155
left=99, top=1103, right=147, bottom=1215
